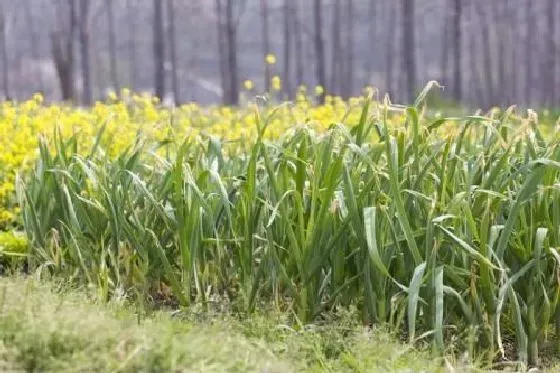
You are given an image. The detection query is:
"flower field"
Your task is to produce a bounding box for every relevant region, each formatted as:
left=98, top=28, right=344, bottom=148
left=2, top=85, right=560, bottom=369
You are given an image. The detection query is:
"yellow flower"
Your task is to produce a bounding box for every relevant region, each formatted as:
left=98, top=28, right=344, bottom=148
left=107, top=91, right=118, bottom=101
left=314, top=85, right=324, bottom=96
left=244, top=80, right=254, bottom=91
left=265, top=54, right=276, bottom=65
left=32, top=92, right=44, bottom=104
left=271, top=76, right=282, bottom=91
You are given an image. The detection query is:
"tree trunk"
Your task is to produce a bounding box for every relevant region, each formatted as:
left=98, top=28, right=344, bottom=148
left=225, top=0, right=239, bottom=105
left=261, top=0, right=270, bottom=93
left=344, top=0, right=354, bottom=98
left=51, top=0, right=76, bottom=102
left=476, top=1, right=493, bottom=107
left=153, top=0, right=165, bottom=100
left=467, top=0, right=484, bottom=107
left=401, top=0, right=416, bottom=103
left=78, top=0, right=92, bottom=105
left=126, top=0, right=138, bottom=91
left=506, top=0, right=518, bottom=104
left=313, top=0, right=326, bottom=102
left=492, top=0, right=505, bottom=106
left=545, top=0, right=556, bottom=107
left=293, top=1, right=304, bottom=87
left=0, top=6, right=9, bottom=99
left=105, top=0, right=119, bottom=92
left=215, top=0, right=229, bottom=104
left=441, top=0, right=450, bottom=89
left=386, top=1, right=396, bottom=99
left=167, top=0, right=180, bottom=105
left=524, top=0, right=534, bottom=106
left=452, top=0, right=462, bottom=102
left=330, top=0, right=342, bottom=96
left=283, top=0, right=292, bottom=97
left=23, top=4, right=44, bottom=94
left=367, top=0, right=376, bottom=83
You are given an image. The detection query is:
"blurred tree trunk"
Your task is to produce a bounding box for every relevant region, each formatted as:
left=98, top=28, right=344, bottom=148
left=492, top=0, right=505, bottom=106
left=545, top=0, right=556, bottom=107
left=51, top=0, right=77, bottom=102
left=23, top=4, right=44, bottom=94
left=344, top=0, right=354, bottom=97
left=0, top=5, right=9, bottom=99
left=78, top=0, right=92, bottom=105
left=506, top=0, right=518, bottom=104
left=225, top=0, right=239, bottom=105
left=440, top=0, right=450, bottom=89
left=313, top=0, right=326, bottom=102
left=126, top=0, right=137, bottom=91
left=261, top=0, right=270, bottom=93
left=282, top=0, right=292, bottom=97
left=467, top=0, right=484, bottom=106
left=153, top=0, right=165, bottom=100
left=293, top=1, right=304, bottom=87
left=367, top=0, right=376, bottom=84
left=401, top=0, right=416, bottom=103
left=386, top=1, right=396, bottom=99
left=167, top=0, right=180, bottom=105
left=215, top=0, right=229, bottom=104
left=330, top=0, right=342, bottom=96
left=476, top=1, right=493, bottom=107
left=105, top=0, right=119, bottom=92
left=452, top=0, right=462, bottom=102
left=524, top=0, right=534, bottom=106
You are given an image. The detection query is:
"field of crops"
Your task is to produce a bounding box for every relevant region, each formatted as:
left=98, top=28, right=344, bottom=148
left=2, top=85, right=560, bottom=370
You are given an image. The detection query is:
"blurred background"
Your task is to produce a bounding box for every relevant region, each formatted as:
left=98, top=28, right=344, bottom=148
left=0, top=0, right=557, bottom=108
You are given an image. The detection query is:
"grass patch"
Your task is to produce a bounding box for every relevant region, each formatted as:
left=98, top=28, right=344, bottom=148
left=0, top=276, right=473, bottom=372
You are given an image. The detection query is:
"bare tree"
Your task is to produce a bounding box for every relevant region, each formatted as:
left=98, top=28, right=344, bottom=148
left=452, top=0, right=462, bottom=102
left=153, top=0, right=165, bottom=99
left=261, top=0, right=270, bottom=93
left=167, top=0, right=180, bottom=105
left=105, top=0, right=119, bottom=92
left=402, top=0, right=416, bottom=103
left=313, top=0, right=326, bottom=102
left=51, top=0, right=77, bottom=102
left=77, top=0, right=92, bottom=105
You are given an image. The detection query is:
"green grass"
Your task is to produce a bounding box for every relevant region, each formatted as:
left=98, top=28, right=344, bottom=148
left=0, top=276, right=465, bottom=372
left=14, top=86, right=560, bottom=369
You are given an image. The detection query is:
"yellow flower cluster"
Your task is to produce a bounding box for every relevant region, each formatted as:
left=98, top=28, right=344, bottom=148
left=1, top=89, right=397, bottom=228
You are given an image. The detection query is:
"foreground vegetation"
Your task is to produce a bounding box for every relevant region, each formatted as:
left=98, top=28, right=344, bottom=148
left=2, top=85, right=560, bottom=370
left=0, top=276, right=462, bottom=372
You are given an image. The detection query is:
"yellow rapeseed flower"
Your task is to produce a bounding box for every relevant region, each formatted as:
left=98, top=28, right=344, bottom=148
left=265, top=54, right=276, bottom=65
left=271, top=76, right=282, bottom=91
left=244, top=80, right=254, bottom=91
